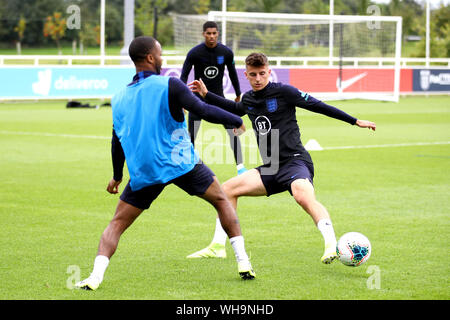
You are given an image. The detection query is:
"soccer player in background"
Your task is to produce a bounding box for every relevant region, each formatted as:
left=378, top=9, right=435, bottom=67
left=180, top=21, right=248, bottom=176
left=75, top=36, right=255, bottom=291
left=187, top=52, right=376, bottom=263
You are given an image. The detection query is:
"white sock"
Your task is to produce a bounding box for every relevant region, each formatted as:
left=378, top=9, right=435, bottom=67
left=90, top=255, right=109, bottom=282
left=236, top=163, right=245, bottom=171
left=229, top=236, right=249, bottom=263
left=211, top=218, right=227, bottom=246
left=317, top=218, right=337, bottom=247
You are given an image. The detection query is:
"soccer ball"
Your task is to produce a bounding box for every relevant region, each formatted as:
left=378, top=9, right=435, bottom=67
left=336, top=232, right=371, bottom=267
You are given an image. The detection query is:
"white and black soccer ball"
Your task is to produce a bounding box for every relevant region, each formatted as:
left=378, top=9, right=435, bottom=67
left=336, top=232, right=371, bottom=267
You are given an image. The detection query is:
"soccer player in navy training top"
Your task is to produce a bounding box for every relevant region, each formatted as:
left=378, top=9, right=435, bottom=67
left=74, top=37, right=255, bottom=291
left=187, top=52, right=376, bottom=263
left=180, top=21, right=247, bottom=175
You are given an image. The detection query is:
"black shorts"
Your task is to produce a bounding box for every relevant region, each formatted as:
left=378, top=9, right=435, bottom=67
left=120, top=162, right=215, bottom=210
left=256, top=158, right=314, bottom=196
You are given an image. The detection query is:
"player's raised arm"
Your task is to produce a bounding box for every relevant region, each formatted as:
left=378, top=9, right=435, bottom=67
left=189, top=78, right=245, bottom=116
left=170, top=77, right=244, bottom=134
left=284, top=84, right=376, bottom=131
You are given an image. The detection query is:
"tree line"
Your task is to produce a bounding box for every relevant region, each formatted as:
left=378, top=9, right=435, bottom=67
left=0, top=0, right=448, bottom=57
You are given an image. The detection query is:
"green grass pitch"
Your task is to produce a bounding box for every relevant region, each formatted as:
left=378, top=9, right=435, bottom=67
left=0, top=96, right=448, bottom=300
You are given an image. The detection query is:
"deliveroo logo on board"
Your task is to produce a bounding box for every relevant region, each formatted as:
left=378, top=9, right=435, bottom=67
left=31, top=68, right=110, bottom=96
left=32, top=69, right=52, bottom=96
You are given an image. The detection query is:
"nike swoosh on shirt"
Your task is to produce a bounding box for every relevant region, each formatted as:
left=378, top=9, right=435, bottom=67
left=336, top=72, right=368, bottom=92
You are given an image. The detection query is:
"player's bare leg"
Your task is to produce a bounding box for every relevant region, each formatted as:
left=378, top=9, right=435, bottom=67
left=97, top=200, right=144, bottom=257
left=222, top=169, right=267, bottom=209
left=199, top=177, right=241, bottom=238
left=198, top=176, right=255, bottom=279
left=75, top=201, right=144, bottom=290
left=187, top=169, right=264, bottom=264
left=290, top=178, right=337, bottom=264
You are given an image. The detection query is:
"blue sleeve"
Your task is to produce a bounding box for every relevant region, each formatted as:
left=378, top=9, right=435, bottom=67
left=169, top=77, right=243, bottom=128
left=283, top=85, right=357, bottom=125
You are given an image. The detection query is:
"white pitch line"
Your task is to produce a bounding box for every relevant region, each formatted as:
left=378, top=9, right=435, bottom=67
left=163, top=140, right=450, bottom=151
left=0, top=130, right=110, bottom=140
left=0, top=130, right=449, bottom=150
left=321, top=141, right=450, bottom=150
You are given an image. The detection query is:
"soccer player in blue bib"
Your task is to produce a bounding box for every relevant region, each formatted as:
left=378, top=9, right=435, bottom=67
left=180, top=21, right=247, bottom=175
left=187, top=53, right=376, bottom=263
left=75, top=37, right=255, bottom=291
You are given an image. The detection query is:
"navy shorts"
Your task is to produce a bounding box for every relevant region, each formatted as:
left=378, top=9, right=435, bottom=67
left=256, top=158, right=314, bottom=196
left=120, top=162, right=215, bottom=210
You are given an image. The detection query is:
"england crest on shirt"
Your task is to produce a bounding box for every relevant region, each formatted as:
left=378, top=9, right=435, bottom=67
left=217, top=56, right=225, bottom=65
left=266, top=98, right=278, bottom=112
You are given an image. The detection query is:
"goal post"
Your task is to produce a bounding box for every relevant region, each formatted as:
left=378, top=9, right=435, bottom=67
left=204, top=11, right=402, bottom=102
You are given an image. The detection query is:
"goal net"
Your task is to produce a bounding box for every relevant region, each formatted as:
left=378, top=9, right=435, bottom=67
left=172, top=11, right=402, bottom=102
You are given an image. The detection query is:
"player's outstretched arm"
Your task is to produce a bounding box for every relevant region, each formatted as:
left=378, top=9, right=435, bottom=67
left=189, top=78, right=245, bottom=117
left=285, top=85, right=376, bottom=131
left=355, top=119, right=376, bottom=131
left=171, top=77, right=242, bottom=128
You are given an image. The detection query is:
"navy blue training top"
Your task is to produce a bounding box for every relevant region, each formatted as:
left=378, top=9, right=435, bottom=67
left=180, top=43, right=241, bottom=98
left=204, top=82, right=358, bottom=166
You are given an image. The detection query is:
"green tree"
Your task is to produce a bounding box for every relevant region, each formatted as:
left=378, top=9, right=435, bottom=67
left=194, top=0, right=211, bottom=14
left=0, top=0, right=65, bottom=47
left=43, top=12, right=66, bottom=55
left=281, top=0, right=303, bottom=13
left=78, top=23, right=99, bottom=54
left=302, top=0, right=329, bottom=14
left=256, top=0, right=283, bottom=12
left=415, top=3, right=450, bottom=58
left=433, top=3, right=450, bottom=40
left=135, top=0, right=174, bottom=45
left=385, top=0, right=423, bottom=41
left=105, top=1, right=124, bottom=45
left=430, top=3, right=450, bottom=57
left=13, top=17, right=26, bottom=54
left=357, top=0, right=370, bottom=15
left=254, top=25, right=298, bottom=56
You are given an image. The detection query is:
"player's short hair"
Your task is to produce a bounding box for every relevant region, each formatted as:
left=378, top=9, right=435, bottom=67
left=245, top=53, right=269, bottom=67
left=203, top=21, right=218, bottom=32
left=128, top=36, right=158, bottom=63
